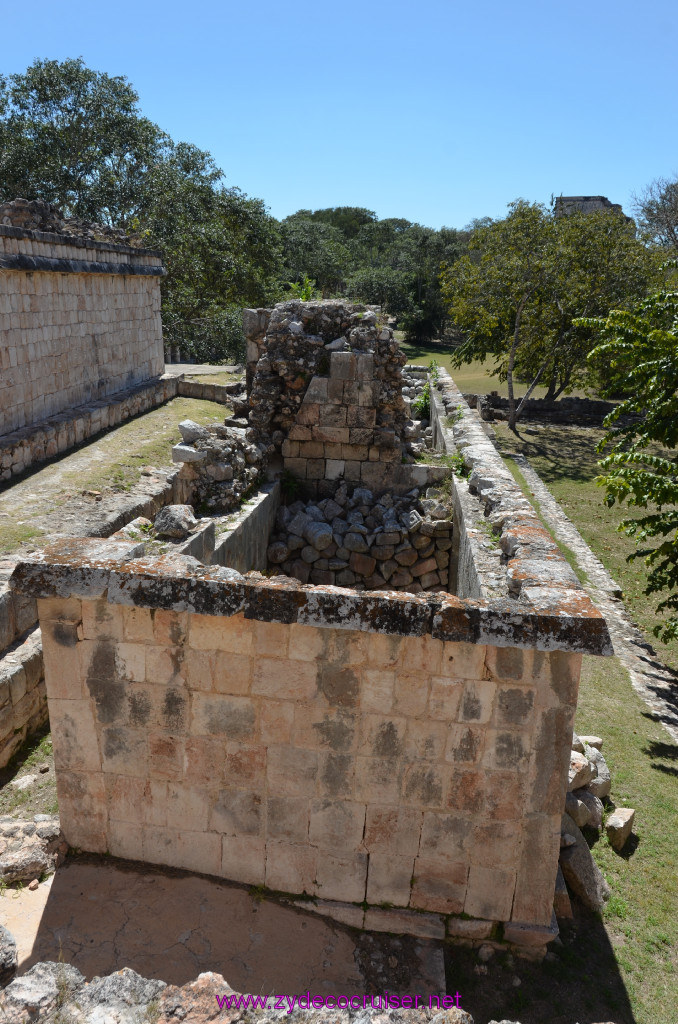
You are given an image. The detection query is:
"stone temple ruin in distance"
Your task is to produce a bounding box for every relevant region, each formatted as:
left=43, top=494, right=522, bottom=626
left=0, top=202, right=614, bottom=974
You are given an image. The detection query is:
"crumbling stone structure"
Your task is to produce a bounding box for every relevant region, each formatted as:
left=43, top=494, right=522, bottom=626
left=245, top=302, right=410, bottom=496
left=0, top=199, right=165, bottom=438
left=9, top=352, right=612, bottom=955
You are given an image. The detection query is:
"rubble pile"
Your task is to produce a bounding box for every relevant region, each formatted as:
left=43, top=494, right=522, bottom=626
left=0, top=198, right=141, bottom=245
left=171, top=419, right=264, bottom=513
left=247, top=301, right=409, bottom=454
left=557, top=732, right=636, bottom=916
left=267, top=483, right=452, bottom=592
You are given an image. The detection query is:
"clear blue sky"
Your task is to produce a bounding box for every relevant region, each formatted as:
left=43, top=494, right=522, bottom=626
left=4, top=0, right=677, bottom=229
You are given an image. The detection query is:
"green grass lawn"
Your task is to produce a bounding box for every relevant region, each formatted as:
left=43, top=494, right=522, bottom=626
left=493, top=421, right=678, bottom=674
left=398, top=340, right=595, bottom=400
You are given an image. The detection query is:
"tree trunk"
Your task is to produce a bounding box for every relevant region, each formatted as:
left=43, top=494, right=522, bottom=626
left=507, top=293, right=531, bottom=431
left=515, top=356, right=551, bottom=420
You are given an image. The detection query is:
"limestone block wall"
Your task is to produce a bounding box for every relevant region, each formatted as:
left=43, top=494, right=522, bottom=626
left=0, top=224, right=165, bottom=437
left=12, top=537, right=612, bottom=949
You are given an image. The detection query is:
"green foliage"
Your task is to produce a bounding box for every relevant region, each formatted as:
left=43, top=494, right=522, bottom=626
left=412, top=382, right=431, bottom=419
left=634, top=175, right=678, bottom=250
left=441, top=200, right=661, bottom=428
left=280, top=469, right=303, bottom=504
left=428, top=358, right=440, bottom=385
left=285, top=274, right=319, bottom=301
left=582, top=287, right=678, bottom=641
left=0, top=59, right=282, bottom=363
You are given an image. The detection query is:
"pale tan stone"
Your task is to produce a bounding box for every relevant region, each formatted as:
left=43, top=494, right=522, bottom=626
left=410, top=858, right=468, bottom=914
left=464, top=864, right=516, bottom=921
left=366, top=851, right=414, bottom=906
left=260, top=701, right=294, bottom=745
left=393, top=673, right=429, bottom=717
left=41, top=633, right=83, bottom=700
left=183, top=649, right=214, bottom=693
left=405, top=719, right=449, bottom=761
left=145, top=646, right=186, bottom=684
left=36, top=597, right=82, bottom=623
left=56, top=770, right=107, bottom=852
left=252, top=620, right=290, bottom=658
left=442, top=641, right=487, bottom=679
left=364, top=632, right=402, bottom=668
left=107, top=774, right=146, bottom=823
left=223, top=743, right=267, bottom=789
left=265, top=840, right=316, bottom=893
left=81, top=599, right=123, bottom=641
left=122, top=606, right=154, bottom=643
left=212, top=651, right=252, bottom=695
left=107, top=819, right=144, bottom=861
left=308, top=799, right=366, bottom=853
left=364, top=805, right=422, bottom=857
left=49, top=698, right=101, bottom=771
left=428, top=677, right=463, bottom=721
left=354, top=757, right=403, bottom=804
left=400, top=635, right=443, bottom=675
left=114, top=643, right=146, bottom=682
left=189, top=612, right=254, bottom=655
left=152, top=609, right=188, bottom=646
left=267, top=745, right=318, bottom=797
left=252, top=657, right=318, bottom=701
left=361, top=669, right=395, bottom=713
left=144, top=826, right=221, bottom=877
left=166, top=783, right=211, bottom=832
left=364, top=906, right=445, bottom=939
left=314, top=850, right=367, bottom=903
left=292, top=705, right=358, bottom=752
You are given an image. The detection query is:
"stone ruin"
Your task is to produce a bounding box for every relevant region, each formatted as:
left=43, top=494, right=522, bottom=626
left=5, top=299, right=614, bottom=965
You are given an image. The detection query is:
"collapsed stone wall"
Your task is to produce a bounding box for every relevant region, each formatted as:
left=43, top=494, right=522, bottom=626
left=0, top=200, right=165, bottom=437
left=245, top=302, right=409, bottom=497
left=267, top=484, right=452, bottom=592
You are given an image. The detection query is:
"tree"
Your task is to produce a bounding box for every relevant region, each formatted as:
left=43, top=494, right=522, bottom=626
left=280, top=214, right=352, bottom=295
left=0, top=58, right=284, bottom=363
left=0, top=57, right=164, bottom=224
left=441, top=200, right=660, bottom=429
left=580, top=287, right=678, bottom=641
left=634, top=176, right=678, bottom=250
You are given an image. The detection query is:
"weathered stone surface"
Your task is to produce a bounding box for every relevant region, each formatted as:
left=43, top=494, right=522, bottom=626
left=0, top=815, right=66, bottom=884
left=559, top=813, right=611, bottom=911
left=153, top=504, right=197, bottom=539
left=585, top=745, right=611, bottom=798
left=178, top=419, right=210, bottom=444
left=606, top=808, right=635, bottom=851
left=0, top=924, right=17, bottom=986
left=565, top=790, right=591, bottom=828
left=567, top=751, right=594, bottom=791
left=0, top=963, right=475, bottom=1023
left=575, top=788, right=604, bottom=831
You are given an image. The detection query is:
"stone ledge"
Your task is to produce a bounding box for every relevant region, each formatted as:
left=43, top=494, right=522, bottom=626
left=0, top=222, right=163, bottom=258
left=0, top=253, right=165, bottom=276
left=10, top=537, right=612, bottom=654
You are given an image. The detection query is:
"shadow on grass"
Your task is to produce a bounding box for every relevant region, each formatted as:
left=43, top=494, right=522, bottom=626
left=498, top=424, right=604, bottom=486
left=643, top=737, right=678, bottom=777
left=444, top=912, right=635, bottom=1024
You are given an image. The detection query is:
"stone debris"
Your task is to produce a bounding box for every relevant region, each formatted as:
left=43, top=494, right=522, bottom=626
left=172, top=422, right=264, bottom=512
left=0, top=198, right=141, bottom=245
left=565, top=790, right=591, bottom=828
left=567, top=750, right=594, bottom=791
left=0, top=962, right=475, bottom=1022
left=267, top=483, right=452, bottom=592
left=0, top=815, right=66, bottom=885
left=153, top=503, right=198, bottom=539
left=579, top=734, right=603, bottom=750
left=559, top=813, right=611, bottom=912
left=606, top=808, right=635, bottom=851
left=0, top=924, right=17, bottom=987
left=585, top=744, right=611, bottom=798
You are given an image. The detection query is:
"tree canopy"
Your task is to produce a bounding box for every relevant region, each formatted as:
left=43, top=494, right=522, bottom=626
left=441, top=200, right=661, bottom=428
left=581, top=287, right=678, bottom=641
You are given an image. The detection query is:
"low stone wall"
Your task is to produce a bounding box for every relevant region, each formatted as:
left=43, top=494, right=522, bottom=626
left=10, top=530, right=611, bottom=953
left=0, top=374, right=180, bottom=481
left=466, top=392, right=621, bottom=426
left=212, top=482, right=281, bottom=573
left=0, top=627, right=45, bottom=768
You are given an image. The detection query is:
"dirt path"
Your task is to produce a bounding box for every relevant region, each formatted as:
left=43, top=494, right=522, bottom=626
left=0, top=394, right=230, bottom=556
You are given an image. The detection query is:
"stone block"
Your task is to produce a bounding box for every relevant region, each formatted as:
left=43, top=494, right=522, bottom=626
left=331, top=351, right=357, bottom=380
left=464, top=864, right=516, bottom=921
left=267, top=745, right=318, bottom=798
left=252, top=657, right=318, bottom=700
left=189, top=613, right=254, bottom=655
left=446, top=916, right=494, bottom=939
left=355, top=756, right=404, bottom=804
left=606, top=808, right=635, bottom=850
left=260, top=700, right=294, bottom=744
left=366, top=851, right=414, bottom=906
left=364, top=907, right=445, bottom=940
left=266, top=795, right=310, bottom=841
left=410, top=858, right=468, bottom=914
left=266, top=839, right=316, bottom=893
left=49, top=698, right=101, bottom=771
left=309, top=799, right=366, bottom=853
left=314, top=849, right=368, bottom=903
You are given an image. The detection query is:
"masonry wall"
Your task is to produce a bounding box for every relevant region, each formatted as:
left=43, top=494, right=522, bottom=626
left=0, top=225, right=164, bottom=436
left=37, top=592, right=581, bottom=938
